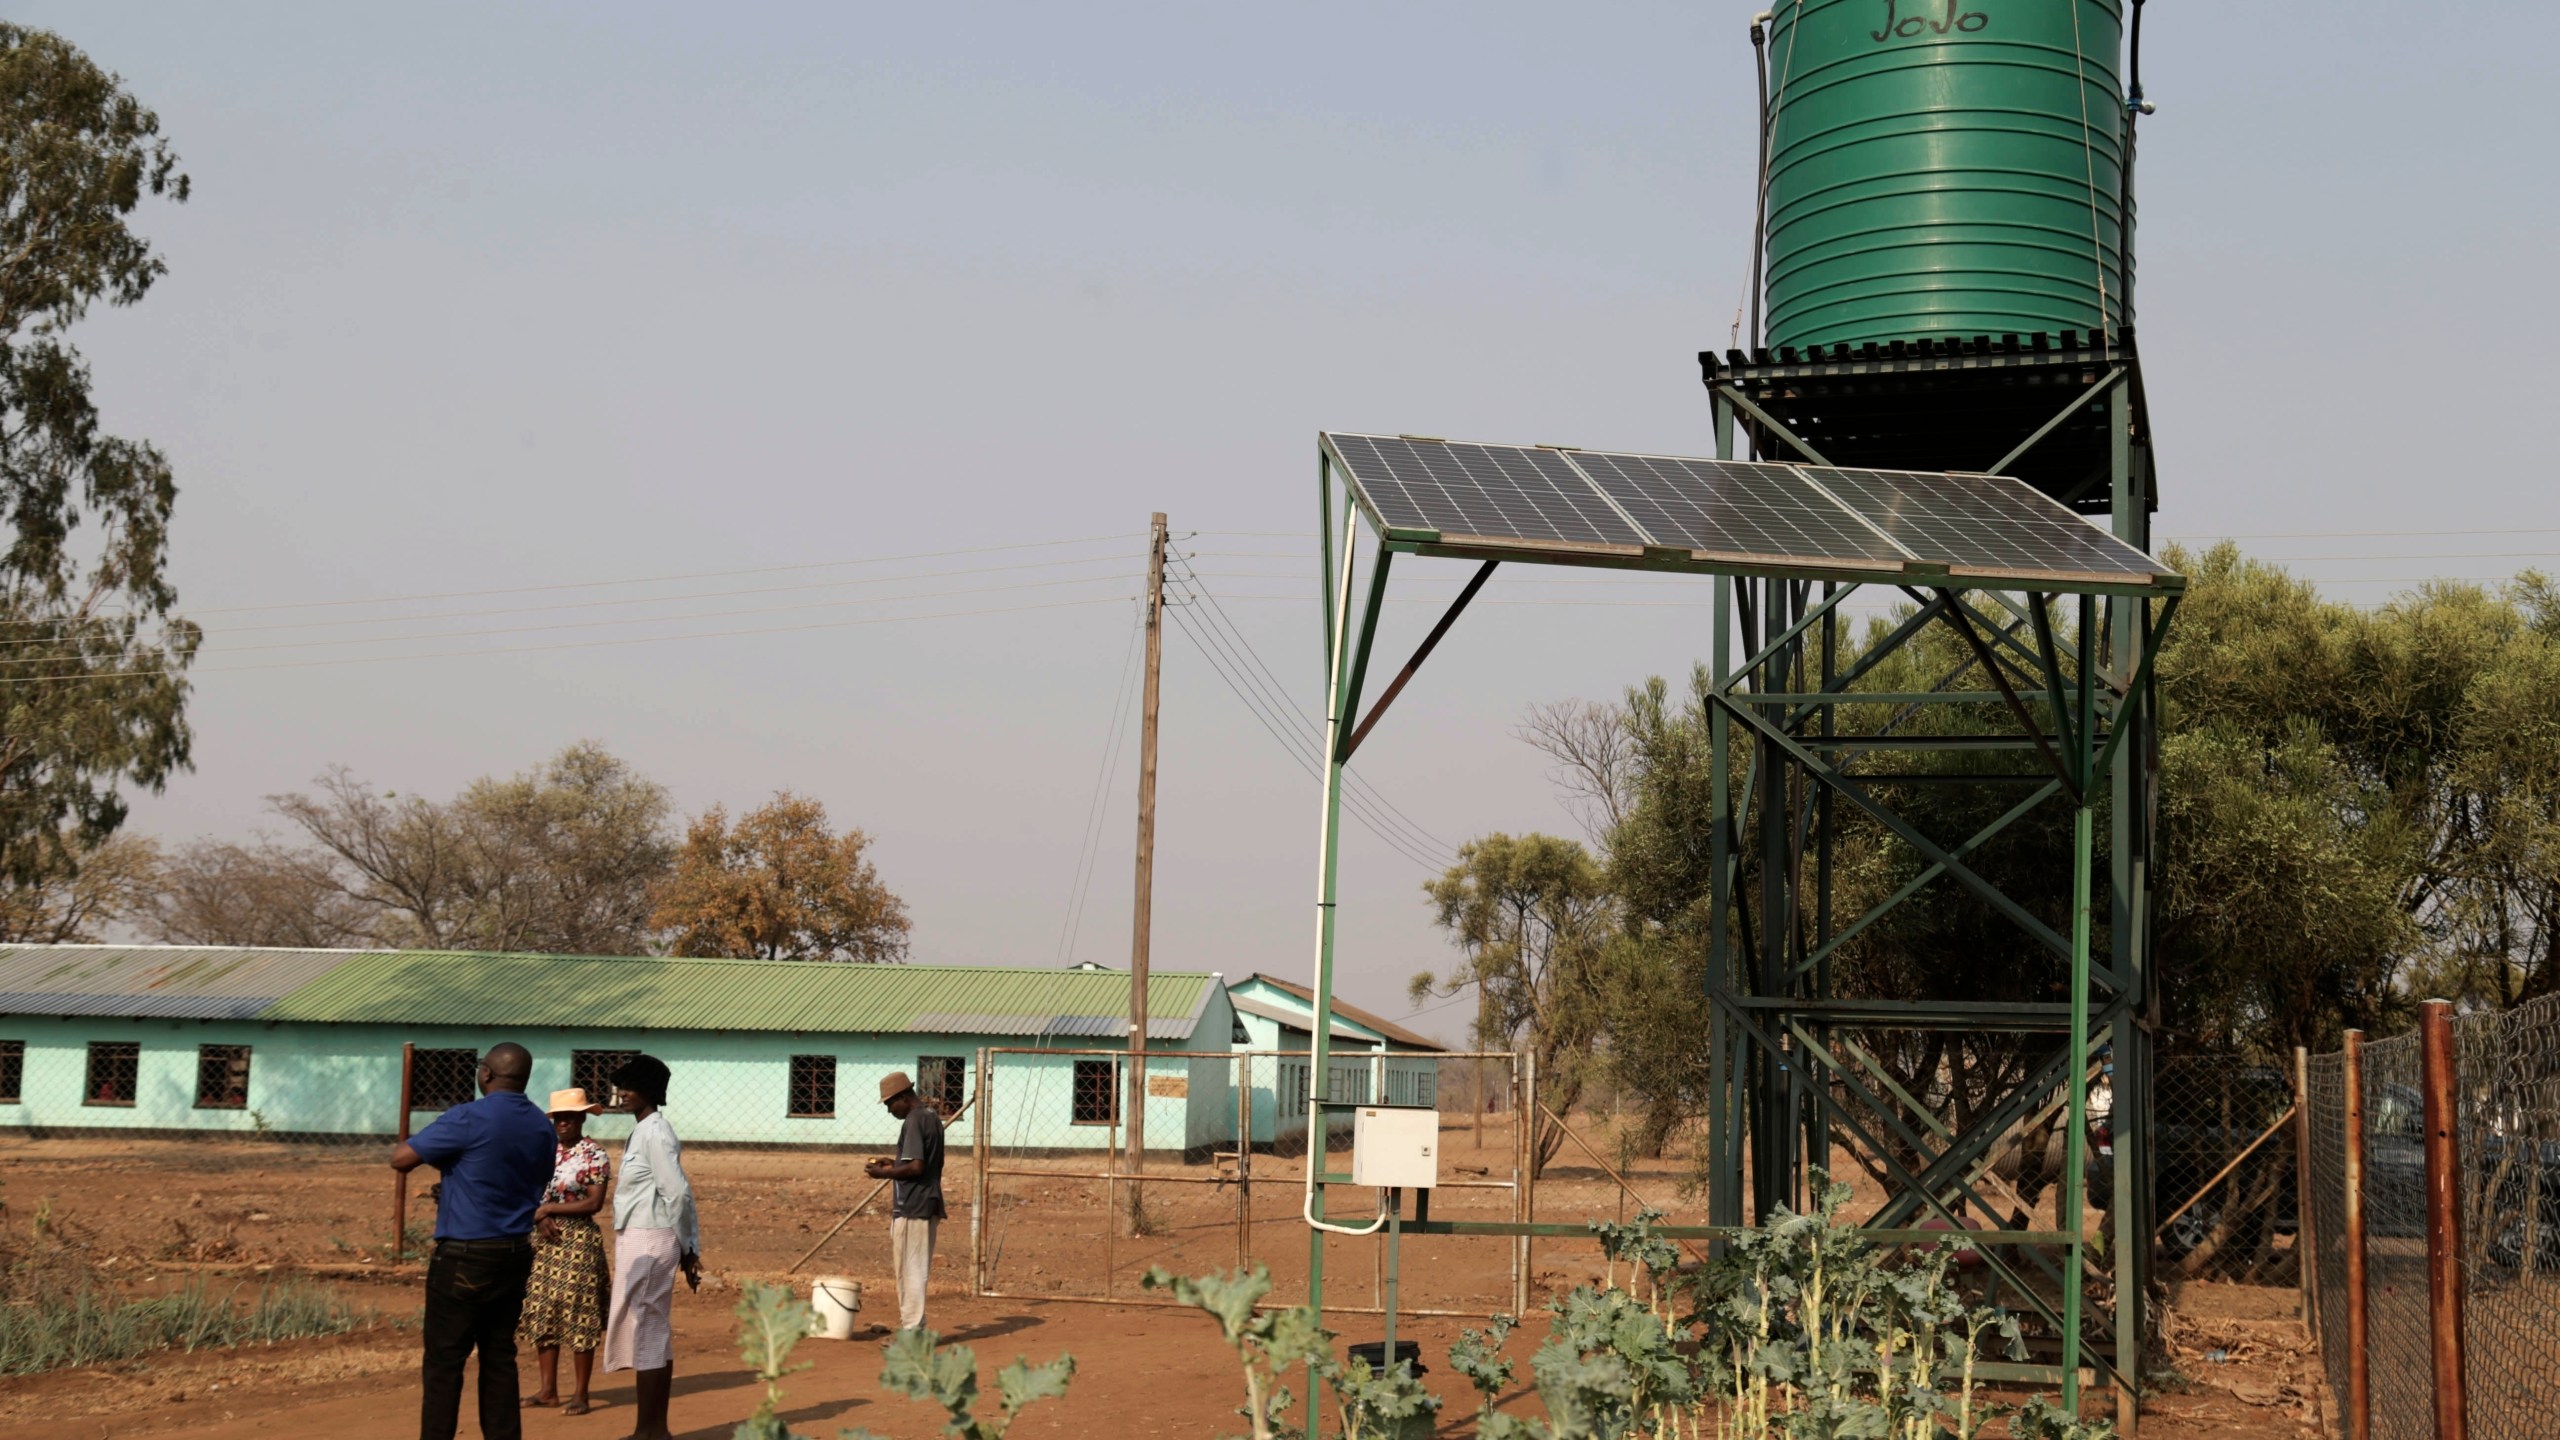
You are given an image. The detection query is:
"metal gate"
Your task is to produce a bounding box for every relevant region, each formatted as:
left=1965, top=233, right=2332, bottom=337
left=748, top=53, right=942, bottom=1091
left=969, top=1047, right=1525, bottom=1315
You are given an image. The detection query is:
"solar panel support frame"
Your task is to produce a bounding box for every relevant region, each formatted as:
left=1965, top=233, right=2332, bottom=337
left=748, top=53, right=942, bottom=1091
left=1298, top=357, right=2171, bottom=1425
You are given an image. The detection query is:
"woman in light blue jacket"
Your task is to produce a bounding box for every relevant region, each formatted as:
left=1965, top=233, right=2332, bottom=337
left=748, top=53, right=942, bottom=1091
left=600, top=1055, right=699, bottom=1440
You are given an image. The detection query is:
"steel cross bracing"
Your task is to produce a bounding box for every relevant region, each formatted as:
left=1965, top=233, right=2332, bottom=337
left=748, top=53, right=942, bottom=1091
left=1296, top=357, right=2171, bottom=1429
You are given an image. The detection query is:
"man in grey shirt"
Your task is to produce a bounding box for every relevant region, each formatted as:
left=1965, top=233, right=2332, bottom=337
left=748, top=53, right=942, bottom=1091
left=865, top=1070, right=946, bottom=1333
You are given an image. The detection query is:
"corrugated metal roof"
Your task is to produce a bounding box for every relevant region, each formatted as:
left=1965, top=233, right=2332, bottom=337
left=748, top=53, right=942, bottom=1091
left=909, top=1012, right=1198, bottom=1041
left=1234, top=973, right=1447, bottom=1052
left=0, top=945, right=369, bottom=1021
left=1232, top=993, right=1392, bottom=1045
left=259, top=950, right=1219, bottom=1038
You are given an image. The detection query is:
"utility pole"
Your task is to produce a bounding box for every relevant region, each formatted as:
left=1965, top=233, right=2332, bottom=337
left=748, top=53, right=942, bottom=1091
left=1126, top=512, right=1167, bottom=1236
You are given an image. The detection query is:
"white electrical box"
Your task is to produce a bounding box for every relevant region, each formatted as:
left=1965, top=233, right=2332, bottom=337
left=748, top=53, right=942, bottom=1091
left=1351, top=1107, right=1440, bottom=1189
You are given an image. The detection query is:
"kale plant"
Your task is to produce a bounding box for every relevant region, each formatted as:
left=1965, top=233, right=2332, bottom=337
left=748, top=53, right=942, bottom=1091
left=1143, top=1265, right=1336, bottom=1440
left=728, top=1280, right=1073, bottom=1440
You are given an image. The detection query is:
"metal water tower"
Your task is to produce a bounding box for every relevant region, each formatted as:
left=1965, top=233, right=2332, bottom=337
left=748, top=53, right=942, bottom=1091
left=1699, top=0, right=2161, bottom=1416
left=1293, top=3, right=2176, bottom=1427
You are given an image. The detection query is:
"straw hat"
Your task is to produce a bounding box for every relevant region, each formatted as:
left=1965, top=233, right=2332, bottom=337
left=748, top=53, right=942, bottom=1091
left=879, top=1071, right=915, bottom=1103
left=546, top=1087, right=605, bottom=1116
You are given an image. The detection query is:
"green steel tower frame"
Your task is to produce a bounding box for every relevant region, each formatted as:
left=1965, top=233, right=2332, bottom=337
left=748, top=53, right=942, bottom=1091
left=1297, top=338, right=2172, bottom=1423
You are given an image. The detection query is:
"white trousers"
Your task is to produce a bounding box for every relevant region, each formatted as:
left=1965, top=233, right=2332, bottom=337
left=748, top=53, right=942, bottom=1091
left=888, top=1216, right=938, bottom=1332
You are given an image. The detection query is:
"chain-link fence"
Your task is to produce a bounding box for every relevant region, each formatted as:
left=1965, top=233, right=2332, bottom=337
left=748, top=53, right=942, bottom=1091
left=2447, top=998, right=2560, bottom=1432
left=2306, top=1048, right=2351, bottom=1426
left=971, top=1048, right=1527, bottom=1317
left=0, top=1039, right=973, bottom=1281
left=2299, top=996, right=2560, bottom=1440
left=2145, top=1055, right=2302, bottom=1283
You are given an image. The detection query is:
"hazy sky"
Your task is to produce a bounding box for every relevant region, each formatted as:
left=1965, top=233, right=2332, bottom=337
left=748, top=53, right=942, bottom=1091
left=20, top=2, right=2558, bottom=1041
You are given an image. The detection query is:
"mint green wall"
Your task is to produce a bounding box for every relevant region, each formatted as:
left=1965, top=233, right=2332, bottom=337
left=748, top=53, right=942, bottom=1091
left=0, top=986, right=1240, bottom=1153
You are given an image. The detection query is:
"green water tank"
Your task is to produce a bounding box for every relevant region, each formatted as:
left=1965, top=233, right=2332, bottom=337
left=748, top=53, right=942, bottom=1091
left=1761, top=0, right=2129, bottom=353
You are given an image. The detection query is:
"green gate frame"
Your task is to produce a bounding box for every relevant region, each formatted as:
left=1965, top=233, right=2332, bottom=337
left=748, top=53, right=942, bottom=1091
left=1297, top=365, right=2175, bottom=1424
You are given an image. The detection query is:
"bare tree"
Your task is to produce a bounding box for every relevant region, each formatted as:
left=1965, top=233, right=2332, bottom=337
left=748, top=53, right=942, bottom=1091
left=0, top=833, right=158, bottom=942
left=146, top=835, right=373, bottom=948
left=270, top=767, right=472, bottom=946
left=1517, top=699, right=1637, bottom=845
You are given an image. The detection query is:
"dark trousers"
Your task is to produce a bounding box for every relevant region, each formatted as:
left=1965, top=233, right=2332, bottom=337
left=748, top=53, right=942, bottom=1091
left=420, top=1236, right=533, bottom=1440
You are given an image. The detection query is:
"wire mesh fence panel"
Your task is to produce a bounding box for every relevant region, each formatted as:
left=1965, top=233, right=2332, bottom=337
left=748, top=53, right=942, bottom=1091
left=2305, top=1048, right=2350, bottom=1425
left=1, top=1040, right=440, bottom=1267
left=2149, top=1055, right=2301, bottom=1283
left=2450, top=996, right=2560, bottom=1438
left=2356, top=1029, right=2431, bottom=1440
left=973, top=1048, right=1522, bottom=1316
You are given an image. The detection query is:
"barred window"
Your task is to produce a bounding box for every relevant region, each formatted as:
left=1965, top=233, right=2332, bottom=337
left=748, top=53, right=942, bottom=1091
left=195, top=1045, right=252, bottom=1109
left=916, top=1055, right=965, bottom=1117
left=0, top=1041, right=21, bottom=1104
left=85, top=1042, right=139, bottom=1107
left=573, top=1049, right=642, bottom=1111
left=410, top=1048, right=480, bottom=1110
left=1071, top=1059, right=1119, bottom=1126
left=788, top=1054, right=836, bottom=1118
left=1278, top=1060, right=1310, bottom=1111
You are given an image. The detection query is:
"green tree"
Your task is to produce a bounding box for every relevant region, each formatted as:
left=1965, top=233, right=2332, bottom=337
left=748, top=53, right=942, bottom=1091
left=0, top=25, right=197, bottom=896
left=651, top=792, right=910, bottom=962
left=1414, top=832, right=1612, bottom=1175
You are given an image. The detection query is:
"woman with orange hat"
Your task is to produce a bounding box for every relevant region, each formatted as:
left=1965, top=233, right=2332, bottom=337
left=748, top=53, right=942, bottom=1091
left=518, top=1087, right=612, bottom=1415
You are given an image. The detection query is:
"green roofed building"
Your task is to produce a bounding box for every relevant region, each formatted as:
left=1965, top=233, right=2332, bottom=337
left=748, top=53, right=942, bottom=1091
left=0, top=945, right=1246, bottom=1154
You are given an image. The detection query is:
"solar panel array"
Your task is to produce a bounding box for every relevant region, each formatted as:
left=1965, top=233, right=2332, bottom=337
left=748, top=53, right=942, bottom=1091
left=1320, top=433, right=1643, bottom=550
left=1321, top=432, right=2168, bottom=586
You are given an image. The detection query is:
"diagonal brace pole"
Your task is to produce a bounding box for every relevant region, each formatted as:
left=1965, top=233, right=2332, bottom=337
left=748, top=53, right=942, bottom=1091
left=1985, top=366, right=2126, bottom=477
left=1714, top=694, right=2075, bottom=960
left=1722, top=581, right=1866, bottom=696
left=1935, top=590, right=2081, bottom=801
left=1711, top=383, right=1835, bottom=466
left=1791, top=779, right=2064, bottom=981
left=1338, top=560, right=1496, bottom=762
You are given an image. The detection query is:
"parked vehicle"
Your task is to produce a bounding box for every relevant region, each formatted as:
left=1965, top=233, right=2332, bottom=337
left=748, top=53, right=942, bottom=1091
left=2360, top=1080, right=2560, bottom=1270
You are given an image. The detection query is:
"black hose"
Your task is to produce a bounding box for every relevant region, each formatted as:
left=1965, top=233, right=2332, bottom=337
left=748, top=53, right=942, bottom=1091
left=1748, top=16, right=1771, bottom=355
left=2117, top=0, right=2145, bottom=336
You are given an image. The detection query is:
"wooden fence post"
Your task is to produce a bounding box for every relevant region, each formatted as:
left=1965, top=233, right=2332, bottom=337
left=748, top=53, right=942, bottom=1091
left=392, top=1042, right=415, bottom=1259
left=2342, top=1029, right=2370, bottom=1440
left=2419, top=1001, right=2468, bottom=1440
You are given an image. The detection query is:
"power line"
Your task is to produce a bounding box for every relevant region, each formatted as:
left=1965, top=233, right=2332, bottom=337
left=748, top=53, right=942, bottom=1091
left=1053, top=600, right=1148, bottom=969
left=1163, top=605, right=1449, bottom=874
left=77, top=552, right=1143, bottom=645
left=175, top=571, right=1141, bottom=658
left=1167, top=552, right=1457, bottom=861
left=2166, top=527, right=2560, bottom=542
left=180, top=532, right=1144, bottom=617
left=1161, top=595, right=1449, bottom=871
left=0, top=594, right=1135, bottom=685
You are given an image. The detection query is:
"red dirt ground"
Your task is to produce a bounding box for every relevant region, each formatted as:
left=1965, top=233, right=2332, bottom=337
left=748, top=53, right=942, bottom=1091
left=0, top=1277, right=2328, bottom=1440
left=0, top=1120, right=2329, bottom=1437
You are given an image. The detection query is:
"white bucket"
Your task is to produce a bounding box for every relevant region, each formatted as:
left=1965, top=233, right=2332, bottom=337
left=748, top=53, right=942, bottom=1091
left=810, top=1276, right=862, bottom=1340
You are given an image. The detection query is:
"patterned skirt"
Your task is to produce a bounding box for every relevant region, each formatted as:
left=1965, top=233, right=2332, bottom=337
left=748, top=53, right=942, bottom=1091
left=518, top=1216, right=610, bottom=1351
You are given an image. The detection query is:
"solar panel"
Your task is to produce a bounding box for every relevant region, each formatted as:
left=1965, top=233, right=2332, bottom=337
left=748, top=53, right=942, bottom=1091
left=1564, top=450, right=1911, bottom=567
left=1323, top=434, right=1645, bottom=550
left=1809, top=467, right=2159, bottom=580
left=1319, top=431, right=2172, bottom=590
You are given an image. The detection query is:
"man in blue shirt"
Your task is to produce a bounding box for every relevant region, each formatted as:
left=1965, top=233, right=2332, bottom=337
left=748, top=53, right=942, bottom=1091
left=393, top=1042, right=555, bottom=1440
